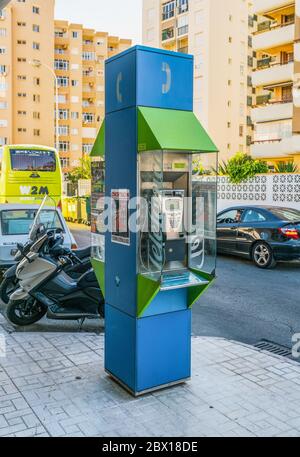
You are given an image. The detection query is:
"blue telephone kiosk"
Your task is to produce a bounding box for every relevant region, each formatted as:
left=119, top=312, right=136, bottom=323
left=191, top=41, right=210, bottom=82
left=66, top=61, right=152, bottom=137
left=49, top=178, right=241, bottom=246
left=91, top=45, right=218, bottom=396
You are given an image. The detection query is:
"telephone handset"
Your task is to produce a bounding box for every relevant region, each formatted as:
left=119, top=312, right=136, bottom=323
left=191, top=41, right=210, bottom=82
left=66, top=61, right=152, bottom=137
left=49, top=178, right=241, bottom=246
left=160, top=190, right=185, bottom=240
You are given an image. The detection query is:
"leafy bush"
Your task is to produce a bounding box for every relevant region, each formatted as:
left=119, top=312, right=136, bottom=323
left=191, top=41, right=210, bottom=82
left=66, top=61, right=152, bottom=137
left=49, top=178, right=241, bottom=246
left=274, top=161, right=298, bottom=173
left=67, top=155, right=91, bottom=184
left=221, top=152, right=268, bottom=184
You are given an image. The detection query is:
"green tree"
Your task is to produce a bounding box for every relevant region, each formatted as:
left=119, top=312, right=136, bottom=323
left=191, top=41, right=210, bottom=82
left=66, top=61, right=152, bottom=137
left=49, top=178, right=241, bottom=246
left=67, top=155, right=91, bottom=185
left=220, top=152, right=268, bottom=184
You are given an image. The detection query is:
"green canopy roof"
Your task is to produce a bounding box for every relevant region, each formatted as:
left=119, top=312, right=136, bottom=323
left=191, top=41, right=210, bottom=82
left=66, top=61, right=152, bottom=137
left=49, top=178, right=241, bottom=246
left=90, top=107, right=218, bottom=158
left=90, top=121, right=105, bottom=158
left=138, top=107, right=218, bottom=153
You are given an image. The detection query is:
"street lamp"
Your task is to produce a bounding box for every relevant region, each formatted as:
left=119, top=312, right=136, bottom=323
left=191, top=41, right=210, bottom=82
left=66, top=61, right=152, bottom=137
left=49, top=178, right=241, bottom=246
left=29, top=59, right=59, bottom=151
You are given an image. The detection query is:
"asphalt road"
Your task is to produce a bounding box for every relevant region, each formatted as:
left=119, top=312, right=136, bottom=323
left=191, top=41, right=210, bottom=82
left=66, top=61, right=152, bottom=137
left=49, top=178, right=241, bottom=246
left=2, top=225, right=300, bottom=351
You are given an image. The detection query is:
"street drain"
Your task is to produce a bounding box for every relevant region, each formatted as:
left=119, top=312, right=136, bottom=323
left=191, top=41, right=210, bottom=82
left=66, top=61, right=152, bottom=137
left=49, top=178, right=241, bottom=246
left=254, top=340, right=292, bottom=358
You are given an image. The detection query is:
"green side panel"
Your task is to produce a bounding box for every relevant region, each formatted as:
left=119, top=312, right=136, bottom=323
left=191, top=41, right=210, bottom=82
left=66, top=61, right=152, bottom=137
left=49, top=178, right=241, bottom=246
left=137, top=274, right=160, bottom=318
left=91, top=258, right=105, bottom=298
left=187, top=270, right=215, bottom=309
left=90, top=120, right=105, bottom=158
left=138, top=109, right=161, bottom=152
left=138, top=107, right=218, bottom=153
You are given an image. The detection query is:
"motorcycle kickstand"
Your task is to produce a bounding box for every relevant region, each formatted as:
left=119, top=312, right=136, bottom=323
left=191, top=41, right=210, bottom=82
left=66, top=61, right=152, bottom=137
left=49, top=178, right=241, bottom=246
left=78, top=317, right=86, bottom=331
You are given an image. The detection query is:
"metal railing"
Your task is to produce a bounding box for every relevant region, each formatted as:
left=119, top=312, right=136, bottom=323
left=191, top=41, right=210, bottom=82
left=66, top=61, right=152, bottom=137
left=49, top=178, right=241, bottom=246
left=254, top=19, right=295, bottom=35
left=178, top=25, right=188, bottom=37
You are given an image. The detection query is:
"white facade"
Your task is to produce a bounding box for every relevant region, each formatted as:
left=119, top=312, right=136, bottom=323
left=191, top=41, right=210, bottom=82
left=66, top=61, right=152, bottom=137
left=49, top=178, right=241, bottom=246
left=142, top=0, right=254, bottom=161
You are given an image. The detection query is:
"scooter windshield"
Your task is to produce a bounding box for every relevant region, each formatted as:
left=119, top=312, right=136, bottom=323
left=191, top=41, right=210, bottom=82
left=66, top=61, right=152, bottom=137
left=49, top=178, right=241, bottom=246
left=29, top=195, right=58, bottom=242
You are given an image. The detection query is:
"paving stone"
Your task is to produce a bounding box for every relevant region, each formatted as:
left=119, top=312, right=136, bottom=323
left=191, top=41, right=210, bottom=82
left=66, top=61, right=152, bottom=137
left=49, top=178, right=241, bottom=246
left=2, top=328, right=300, bottom=437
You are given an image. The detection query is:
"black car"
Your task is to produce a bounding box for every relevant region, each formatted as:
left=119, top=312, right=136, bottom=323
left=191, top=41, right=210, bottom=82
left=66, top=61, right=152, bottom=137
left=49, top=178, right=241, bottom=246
left=217, top=206, right=300, bottom=269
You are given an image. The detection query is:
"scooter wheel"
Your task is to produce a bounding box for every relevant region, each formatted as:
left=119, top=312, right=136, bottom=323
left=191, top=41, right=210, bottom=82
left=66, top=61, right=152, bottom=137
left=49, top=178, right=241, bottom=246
left=0, top=277, right=19, bottom=304
left=6, top=299, right=47, bottom=326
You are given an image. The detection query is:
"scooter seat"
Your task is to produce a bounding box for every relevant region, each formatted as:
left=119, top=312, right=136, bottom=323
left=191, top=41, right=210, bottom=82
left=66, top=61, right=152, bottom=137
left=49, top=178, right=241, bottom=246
left=72, top=246, right=91, bottom=259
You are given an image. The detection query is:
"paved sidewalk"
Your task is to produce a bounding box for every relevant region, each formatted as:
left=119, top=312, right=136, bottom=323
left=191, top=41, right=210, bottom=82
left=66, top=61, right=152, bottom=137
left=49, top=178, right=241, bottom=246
left=1, top=314, right=300, bottom=437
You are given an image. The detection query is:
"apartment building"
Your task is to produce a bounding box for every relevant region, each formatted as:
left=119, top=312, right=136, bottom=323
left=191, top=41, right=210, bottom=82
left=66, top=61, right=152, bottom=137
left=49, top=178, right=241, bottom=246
left=143, top=0, right=255, bottom=161
left=251, top=0, right=300, bottom=169
left=0, top=0, right=55, bottom=147
left=54, top=21, right=131, bottom=172
left=0, top=0, right=132, bottom=173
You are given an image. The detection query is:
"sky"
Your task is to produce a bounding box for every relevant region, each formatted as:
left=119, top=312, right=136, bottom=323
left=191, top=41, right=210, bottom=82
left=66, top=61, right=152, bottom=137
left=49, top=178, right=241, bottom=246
left=55, top=0, right=143, bottom=44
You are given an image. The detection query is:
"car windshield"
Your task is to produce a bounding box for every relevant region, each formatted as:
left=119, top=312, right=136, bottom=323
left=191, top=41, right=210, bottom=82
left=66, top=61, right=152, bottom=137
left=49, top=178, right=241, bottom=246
left=269, top=208, right=300, bottom=222
left=1, top=209, right=63, bottom=236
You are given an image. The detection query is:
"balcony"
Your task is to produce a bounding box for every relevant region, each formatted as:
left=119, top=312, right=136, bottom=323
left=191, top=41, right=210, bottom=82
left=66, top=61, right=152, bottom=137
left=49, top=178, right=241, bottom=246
left=252, top=101, right=293, bottom=122
left=252, top=0, right=293, bottom=15
left=251, top=135, right=300, bottom=159
left=162, top=28, right=175, bottom=42
left=253, top=23, right=295, bottom=52
left=177, top=25, right=188, bottom=37
left=178, top=46, right=188, bottom=54
left=252, top=61, right=294, bottom=87
left=55, top=34, right=69, bottom=46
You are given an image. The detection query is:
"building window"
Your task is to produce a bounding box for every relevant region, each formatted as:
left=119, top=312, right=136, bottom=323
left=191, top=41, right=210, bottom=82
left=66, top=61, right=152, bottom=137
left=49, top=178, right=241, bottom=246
left=33, top=24, right=40, bottom=32
left=58, top=125, right=69, bottom=136
left=0, top=137, right=7, bottom=145
left=17, top=58, right=26, bottom=62
left=0, top=65, right=7, bottom=74
left=72, top=31, right=79, bottom=38
left=58, top=109, right=69, bottom=120
left=33, top=42, right=40, bottom=50
left=17, top=40, right=26, bottom=45
left=162, top=1, right=175, bottom=20
left=57, top=76, right=69, bottom=87
left=59, top=141, right=69, bottom=152
left=82, top=52, right=95, bottom=61
left=83, top=113, right=95, bottom=124
left=17, top=93, right=26, bottom=98
left=83, top=144, right=93, bottom=154
left=239, top=125, right=244, bottom=137
left=32, top=6, right=40, bottom=14
left=17, top=75, right=27, bottom=80
left=60, top=157, right=70, bottom=168
left=33, top=77, right=40, bottom=85
left=0, top=102, right=7, bottom=109
left=0, top=29, right=6, bottom=37
left=17, top=128, right=27, bottom=133
left=33, top=94, right=40, bottom=102
left=17, top=110, right=26, bottom=115
left=71, top=80, right=79, bottom=87
left=33, top=129, right=40, bottom=136
left=0, top=119, right=8, bottom=127
left=54, top=59, right=69, bottom=71
left=71, top=112, right=79, bottom=120
left=17, top=22, right=26, bottom=27
left=33, top=112, right=40, bottom=119
left=0, top=47, right=5, bottom=54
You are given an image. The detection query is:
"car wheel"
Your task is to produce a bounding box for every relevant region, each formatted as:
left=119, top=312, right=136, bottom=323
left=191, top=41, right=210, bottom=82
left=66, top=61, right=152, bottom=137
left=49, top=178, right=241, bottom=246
left=252, top=242, right=277, bottom=269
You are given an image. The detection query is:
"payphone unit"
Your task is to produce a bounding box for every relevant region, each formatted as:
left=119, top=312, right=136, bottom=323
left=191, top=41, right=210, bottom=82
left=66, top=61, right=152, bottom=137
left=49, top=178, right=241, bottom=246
left=91, top=46, right=218, bottom=396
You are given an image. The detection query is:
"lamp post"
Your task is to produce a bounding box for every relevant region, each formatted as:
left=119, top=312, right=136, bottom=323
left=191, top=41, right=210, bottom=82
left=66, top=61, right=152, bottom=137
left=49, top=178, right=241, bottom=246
left=29, top=59, right=59, bottom=151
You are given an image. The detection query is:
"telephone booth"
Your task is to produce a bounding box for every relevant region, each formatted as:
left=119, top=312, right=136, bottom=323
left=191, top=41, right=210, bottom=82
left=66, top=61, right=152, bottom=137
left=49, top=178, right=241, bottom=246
left=91, top=46, right=218, bottom=396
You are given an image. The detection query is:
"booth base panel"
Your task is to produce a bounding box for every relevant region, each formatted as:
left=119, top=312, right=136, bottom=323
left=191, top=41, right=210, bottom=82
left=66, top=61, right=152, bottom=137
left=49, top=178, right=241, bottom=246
left=105, top=304, right=191, bottom=396
left=106, top=370, right=190, bottom=397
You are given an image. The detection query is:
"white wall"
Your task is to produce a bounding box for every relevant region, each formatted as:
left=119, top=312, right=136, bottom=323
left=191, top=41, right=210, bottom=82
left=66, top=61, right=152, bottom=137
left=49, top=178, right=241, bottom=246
left=216, top=174, right=300, bottom=212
